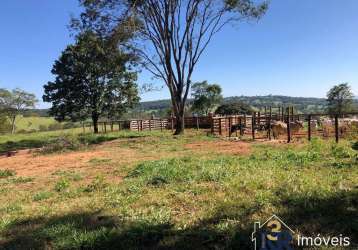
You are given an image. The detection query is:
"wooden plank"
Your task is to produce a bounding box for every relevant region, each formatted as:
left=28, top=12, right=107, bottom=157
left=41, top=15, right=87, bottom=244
left=287, top=108, right=291, bottom=143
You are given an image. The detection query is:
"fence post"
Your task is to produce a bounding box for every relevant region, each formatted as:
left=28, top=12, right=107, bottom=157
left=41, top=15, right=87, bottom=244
left=264, top=106, right=267, bottom=119
left=268, top=107, right=272, bottom=140
left=228, top=117, right=232, bottom=138
left=211, top=117, right=214, bottom=134
left=219, top=118, right=222, bottom=136
left=104, top=122, right=107, bottom=133
left=196, top=116, right=199, bottom=130
left=287, top=108, right=291, bottom=143
left=335, top=115, right=339, bottom=143
left=278, top=107, right=281, bottom=121
left=149, top=119, right=152, bottom=131
left=258, top=112, right=261, bottom=126
left=308, top=115, right=311, bottom=141
left=252, top=113, right=255, bottom=140
left=290, top=106, right=294, bottom=121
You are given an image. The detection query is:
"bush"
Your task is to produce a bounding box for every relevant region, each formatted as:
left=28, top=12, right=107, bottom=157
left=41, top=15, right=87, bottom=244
left=48, top=123, right=63, bottom=131
left=352, top=141, right=358, bottom=151
left=0, top=116, right=11, bottom=134
left=63, top=122, right=80, bottom=129
left=215, top=101, right=254, bottom=115
left=54, top=179, right=70, bottom=192
left=0, top=169, right=16, bottom=178
left=83, top=175, right=107, bottom=192
left=41, top=135, right=81, bottom=154
left=33, top=191, right=53, bottom=201
left=38, top=124, right=48, bottom=132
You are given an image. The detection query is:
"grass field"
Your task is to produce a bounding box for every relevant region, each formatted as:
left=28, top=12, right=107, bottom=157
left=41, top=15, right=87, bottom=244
left=12, top=116, right=58, bottom=132
left=0, top=130, right=357, bottom=249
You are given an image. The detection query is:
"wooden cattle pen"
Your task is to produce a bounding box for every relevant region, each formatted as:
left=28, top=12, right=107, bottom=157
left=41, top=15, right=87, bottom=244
left=211, top=109, right=358, bottom=143
left=82, top=116, right=212, bottom=133
left=82, top=106, right=358, bottom=143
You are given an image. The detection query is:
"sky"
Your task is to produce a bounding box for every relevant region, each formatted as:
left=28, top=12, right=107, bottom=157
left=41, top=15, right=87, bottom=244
left=0, top=0, right=357, bottom=108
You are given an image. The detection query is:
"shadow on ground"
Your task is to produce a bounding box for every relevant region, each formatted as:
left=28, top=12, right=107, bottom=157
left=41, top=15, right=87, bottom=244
left=1, top=190, right=357, bottom=250
left=0, top=133, right=148, bottom=154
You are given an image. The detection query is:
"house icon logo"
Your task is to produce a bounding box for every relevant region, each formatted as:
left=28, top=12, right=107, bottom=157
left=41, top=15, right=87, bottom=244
left=251, top=215, right=295, bottom=250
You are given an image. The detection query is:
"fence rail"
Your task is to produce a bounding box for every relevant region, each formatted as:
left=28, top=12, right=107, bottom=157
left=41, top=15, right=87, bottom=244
left=82, top=108, right=358, bottom=143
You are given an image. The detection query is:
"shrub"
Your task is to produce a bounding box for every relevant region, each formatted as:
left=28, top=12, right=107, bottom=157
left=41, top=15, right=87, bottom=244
left=54, top=179, right=70, bottom=192
left=84, top=175, right=107, bottom=192
left=41, top=135, right=81, bottom=154
left=33, top=191, right=53, bottom=201
left=38, top=124, right=48, bottom=132
left=10, top=177, right=34, bottom=184
left=63, top=122, right=79, bottom=129
left=48, top=123, right=63, bottom=131
left=0, top=169, right=16, bottom=178
left=352, top=141, right=358, bottom=151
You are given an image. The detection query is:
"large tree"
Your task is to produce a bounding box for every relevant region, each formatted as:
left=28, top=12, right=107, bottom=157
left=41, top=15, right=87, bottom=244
left=73, top=0, right=268, bottom=134
left=191, top=81, right=222, bottom=115
left=43, top=32, right=139, bottom=133
left=0, top=88, right=38, bottom=134
left=326, top=83, right=354, bottom=116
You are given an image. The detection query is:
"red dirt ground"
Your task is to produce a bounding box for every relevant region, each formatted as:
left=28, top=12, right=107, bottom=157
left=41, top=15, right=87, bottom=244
left=0, top=138, right=252, bottom=178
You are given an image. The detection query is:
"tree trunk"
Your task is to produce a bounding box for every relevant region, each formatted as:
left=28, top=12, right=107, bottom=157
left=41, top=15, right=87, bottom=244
left=11, top=116, right=16, bottom=134
left=92, top=114, right=99, bottom=134
left=174, top=108, right=185, bottom=135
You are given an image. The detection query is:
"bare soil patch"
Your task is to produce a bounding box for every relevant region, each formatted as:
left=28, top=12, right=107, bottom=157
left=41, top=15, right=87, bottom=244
left=0, top=150, right=108, bottom=177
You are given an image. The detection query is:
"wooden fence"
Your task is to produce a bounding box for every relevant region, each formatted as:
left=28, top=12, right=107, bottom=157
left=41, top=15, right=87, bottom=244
left=83, top=108, right=358, bottom=143
left=211, top=112, right=358, bottom=143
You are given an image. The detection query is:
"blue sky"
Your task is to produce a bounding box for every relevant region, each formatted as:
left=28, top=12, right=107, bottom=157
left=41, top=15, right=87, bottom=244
left=0, top=0, right=357, bottom=108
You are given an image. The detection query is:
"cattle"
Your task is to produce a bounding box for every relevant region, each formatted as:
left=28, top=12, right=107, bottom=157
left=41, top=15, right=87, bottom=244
left=230, top=124, right=246, bottom=135
left=271, top=121, right=304, bottom=139
left=342, top=118, right=358, bottom=128
left=309, top=120, right=318, bottom=130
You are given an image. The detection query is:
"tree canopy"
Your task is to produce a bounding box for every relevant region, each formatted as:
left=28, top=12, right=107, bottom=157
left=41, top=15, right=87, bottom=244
left=326, top=83, right=354, bottom=115
left=0, top=88, right=38, bottom=134
left=43, top=32, right=139, bottom=133
left=191, top=81, right=223, bottom=115
left=73, top=0, right=268, bottom=134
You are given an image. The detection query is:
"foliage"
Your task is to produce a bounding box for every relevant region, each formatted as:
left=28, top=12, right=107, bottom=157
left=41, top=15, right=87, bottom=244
left=0, top=88, right=38, bottom=134
left=73, top=0, right=267, bottom=134
left=54, top=179, right=71, bottom=192
left=215, top=101, right=254, bottom=115
left=0, top=113, right=11, bottom=134
left=191, top=81, right=223, bottom=115
left=40, top=135, right=82, bottom=154
left=43, top=31, right=139, bottom=133
left=33, top=191, right=53, bottom=202
left=0, top=169, right=16, bottom=178
left=327, top=83, right=354, bottom=115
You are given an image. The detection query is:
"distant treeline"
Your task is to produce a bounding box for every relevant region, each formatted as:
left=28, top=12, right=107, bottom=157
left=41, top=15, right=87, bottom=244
left=28, top=95, right=358, bottom=118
